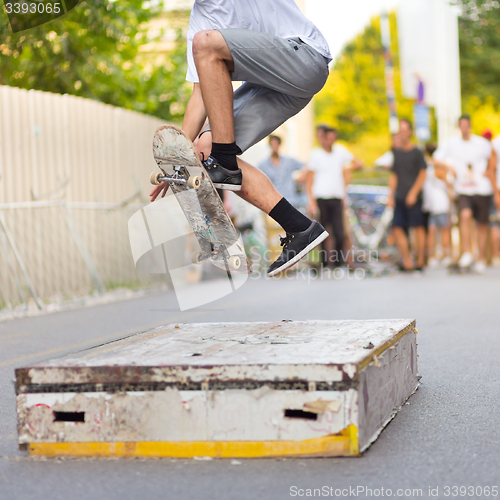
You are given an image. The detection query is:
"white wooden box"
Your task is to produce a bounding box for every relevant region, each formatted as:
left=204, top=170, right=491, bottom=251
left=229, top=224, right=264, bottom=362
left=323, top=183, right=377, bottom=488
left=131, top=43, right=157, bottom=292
left=16, top=320, right=419, bottom=458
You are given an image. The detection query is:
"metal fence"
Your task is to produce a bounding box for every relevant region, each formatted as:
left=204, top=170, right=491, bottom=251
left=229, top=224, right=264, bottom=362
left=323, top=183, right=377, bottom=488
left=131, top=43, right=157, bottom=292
left=0, top=85, right=168, bottom=312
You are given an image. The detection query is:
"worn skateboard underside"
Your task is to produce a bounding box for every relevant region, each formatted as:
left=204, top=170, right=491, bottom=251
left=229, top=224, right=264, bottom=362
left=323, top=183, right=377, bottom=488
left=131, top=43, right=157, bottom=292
left=448, top=264, right=473, bottom=274
left=152, top=125, right=243, bottom=265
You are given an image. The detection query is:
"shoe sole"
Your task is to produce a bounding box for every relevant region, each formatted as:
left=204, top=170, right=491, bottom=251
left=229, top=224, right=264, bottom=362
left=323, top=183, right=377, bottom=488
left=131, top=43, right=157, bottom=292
left=213, top=182, right=242, bottom=191
left=267, top=230, right=329, bottom=277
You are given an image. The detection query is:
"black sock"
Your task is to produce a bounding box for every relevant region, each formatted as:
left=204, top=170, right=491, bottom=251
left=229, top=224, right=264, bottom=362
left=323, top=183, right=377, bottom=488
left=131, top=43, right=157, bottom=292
left=269, top=198, right=311, bottom=234
left=211, top=142, right=239, bottom=171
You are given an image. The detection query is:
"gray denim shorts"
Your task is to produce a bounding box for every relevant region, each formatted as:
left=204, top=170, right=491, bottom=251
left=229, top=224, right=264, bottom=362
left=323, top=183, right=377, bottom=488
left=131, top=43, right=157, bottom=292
left=203, top=28, right=330, bottom=153
left=429, top=213, right=450, bottom=228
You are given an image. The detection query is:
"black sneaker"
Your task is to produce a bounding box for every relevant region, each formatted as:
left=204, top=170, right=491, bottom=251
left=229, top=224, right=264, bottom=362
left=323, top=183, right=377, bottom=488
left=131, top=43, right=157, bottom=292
left=267, top=221, right=329, bottom=277
left=202, top=155, right=242, bottom=191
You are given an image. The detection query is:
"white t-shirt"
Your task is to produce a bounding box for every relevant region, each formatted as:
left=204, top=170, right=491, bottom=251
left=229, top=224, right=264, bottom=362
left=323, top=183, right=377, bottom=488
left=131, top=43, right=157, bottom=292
left=433, top=135, right=493, bottom=196
left=186, top=0, right=331, bottom=83
left=422, top=164, right=450, bottom=214
left=492, top=135, right=500, bottom=188
left=308, top=145, right=354, bottom=200
left=374, top=150, right=394, bottom=168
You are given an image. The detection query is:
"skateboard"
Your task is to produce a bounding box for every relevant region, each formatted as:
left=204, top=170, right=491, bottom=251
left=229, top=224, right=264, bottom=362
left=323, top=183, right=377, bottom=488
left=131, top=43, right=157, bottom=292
left=150, top=124, right=250, bottom=275
left=447, top=262, right=473, bottom=274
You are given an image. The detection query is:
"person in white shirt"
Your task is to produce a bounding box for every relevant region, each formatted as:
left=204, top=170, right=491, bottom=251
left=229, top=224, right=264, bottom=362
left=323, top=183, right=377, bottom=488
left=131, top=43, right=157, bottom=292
left=433, top=114, right=499, bottom=272
left=306, top=124, right=363, bottom=267
left=150, top=0, right=331, bottom=277
left=374, top=133, right=402, bottom=170
left=423, top=144, right=452, bottom=268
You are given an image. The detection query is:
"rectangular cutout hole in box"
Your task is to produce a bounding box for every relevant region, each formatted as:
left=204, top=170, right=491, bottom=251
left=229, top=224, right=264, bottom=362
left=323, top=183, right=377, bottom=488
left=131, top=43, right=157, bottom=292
left=284, top=409, right=318, bottom=421
left=53, top=411, right=85, bottom=423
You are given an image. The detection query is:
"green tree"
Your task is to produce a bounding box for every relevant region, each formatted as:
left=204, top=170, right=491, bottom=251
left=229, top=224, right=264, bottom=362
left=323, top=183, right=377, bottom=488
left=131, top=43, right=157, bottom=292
left=453, top=0, right=500, bottom=134
left=454, top=0, right=500, bottom=104
left=315, top=3, right=500, bottom=153
left=0, top=1, right=190, bottom=122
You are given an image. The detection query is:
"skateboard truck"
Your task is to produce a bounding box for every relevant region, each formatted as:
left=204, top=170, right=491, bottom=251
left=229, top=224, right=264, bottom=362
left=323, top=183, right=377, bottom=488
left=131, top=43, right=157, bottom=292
left=191, top=244, right=242, bottom=271
left=150, top=166, right=201, bottom=190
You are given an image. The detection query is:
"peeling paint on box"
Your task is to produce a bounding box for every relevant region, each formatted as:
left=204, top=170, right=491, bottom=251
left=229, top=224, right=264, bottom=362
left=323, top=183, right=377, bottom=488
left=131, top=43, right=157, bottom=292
left=15, top=320, right=419, bottom=457
left=18, top=388, right=356, bottom=443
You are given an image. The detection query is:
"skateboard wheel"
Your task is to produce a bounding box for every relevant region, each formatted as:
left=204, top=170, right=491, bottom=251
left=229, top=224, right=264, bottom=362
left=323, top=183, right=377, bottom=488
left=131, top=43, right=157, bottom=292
left=150, top=172, right=162, bottom=185
left=187, top=176, right=201, bottom=190
left=228, top=256, right=241, bottom=270
left=191, top=251, right=204, bottom=264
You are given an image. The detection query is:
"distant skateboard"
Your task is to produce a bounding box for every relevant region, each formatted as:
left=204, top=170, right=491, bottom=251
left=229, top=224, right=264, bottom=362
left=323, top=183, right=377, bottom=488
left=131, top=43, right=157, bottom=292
left=151, top=125, right=250, bottom=275
left=447, top=261, right=473, bottom=274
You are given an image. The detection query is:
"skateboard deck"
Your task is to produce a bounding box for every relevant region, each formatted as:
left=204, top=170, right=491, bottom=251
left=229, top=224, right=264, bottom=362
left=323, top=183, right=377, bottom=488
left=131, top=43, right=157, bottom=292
left=151, top=125, right=250, bottom=274
left=448, top=263, right=473, bottom=274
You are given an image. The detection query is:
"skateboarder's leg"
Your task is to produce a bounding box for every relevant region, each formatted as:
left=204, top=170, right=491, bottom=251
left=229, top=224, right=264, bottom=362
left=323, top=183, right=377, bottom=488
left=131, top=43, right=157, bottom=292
left=193, top=128, right=212, bottom=161
left=192, top=30, right=330, bottom=275
left=195, top=133, right=300, bottom=216
left=194, top=129, right=325, bottom=276
left=192, top=30, right=235, bottom=146
left=192, top=29, right=329, bottom=176
left=198, top=83, right=313, bottom=215
left=192, top=30, right=241, bottom=176
left=236, top=158, right=283, bottom=214
left=232, top=151, right=328, bottom=276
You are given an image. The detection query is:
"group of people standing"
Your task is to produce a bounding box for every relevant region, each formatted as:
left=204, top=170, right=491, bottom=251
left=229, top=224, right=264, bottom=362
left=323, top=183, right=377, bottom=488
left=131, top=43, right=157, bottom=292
left=387, top=114, right=500, bottom=273
left=257, top=114, right=500, bottom=274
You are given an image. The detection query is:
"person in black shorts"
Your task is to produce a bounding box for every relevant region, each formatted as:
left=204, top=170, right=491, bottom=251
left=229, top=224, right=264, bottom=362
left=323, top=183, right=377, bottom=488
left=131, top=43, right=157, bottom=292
left=387, top=119, right=427, bottom=271
left=433, top=114, right=498, bottom=272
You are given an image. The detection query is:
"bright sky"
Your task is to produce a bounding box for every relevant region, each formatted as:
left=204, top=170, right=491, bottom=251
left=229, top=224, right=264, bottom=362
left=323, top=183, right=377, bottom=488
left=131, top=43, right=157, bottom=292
left=306, top=0, right=399, bottom=62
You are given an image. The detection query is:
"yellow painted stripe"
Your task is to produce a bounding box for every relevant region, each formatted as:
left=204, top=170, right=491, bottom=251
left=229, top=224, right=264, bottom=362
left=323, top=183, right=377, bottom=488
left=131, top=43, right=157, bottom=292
left=347, top=422, right=359, bottom=456
left=28, top=426, right=359, bottom=458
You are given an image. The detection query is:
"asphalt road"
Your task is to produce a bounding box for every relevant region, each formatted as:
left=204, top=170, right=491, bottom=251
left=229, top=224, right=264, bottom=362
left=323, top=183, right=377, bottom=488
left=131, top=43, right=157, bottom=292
left=1, top=268, right=499, bottom=500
